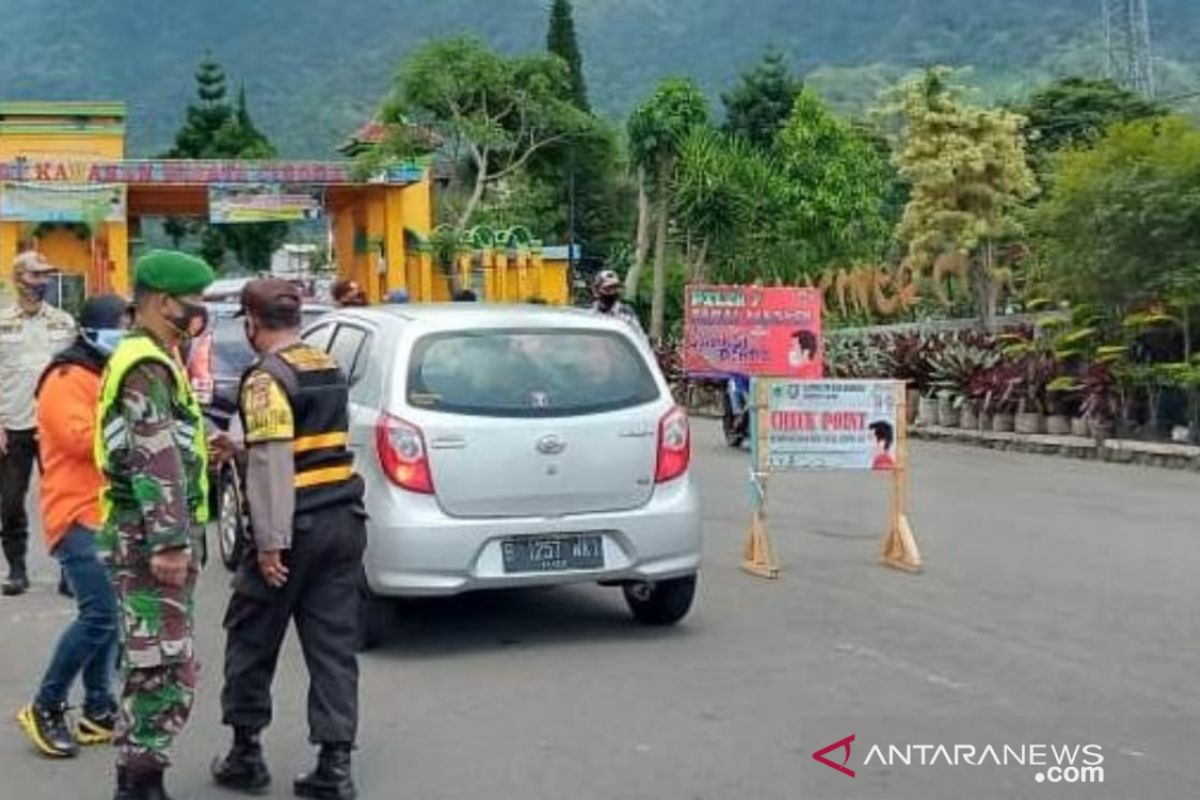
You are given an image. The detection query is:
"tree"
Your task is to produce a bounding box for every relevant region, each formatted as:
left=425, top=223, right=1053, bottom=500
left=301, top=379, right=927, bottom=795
left=530, top=3, right=633, bottom=260
left=627, top=78, right=710, bottom=341
left=1032, top=117, right=1200, bottom=334
left=892, top=67, right=1038, bottom=330
left=721, top=48, right=803, bottom=152
left=165, top=53, right=234, bottom=159
left=773, top=88, right=893, bottom=274
left=161, top=56, right=286, bottom=271
left=672, top=129, right=756, bottom=280
left=547, top=0, right=589, bottom=112
left=1018, top=76, right=1165, bottom=179
left=366, top=37, right=589, bottom=233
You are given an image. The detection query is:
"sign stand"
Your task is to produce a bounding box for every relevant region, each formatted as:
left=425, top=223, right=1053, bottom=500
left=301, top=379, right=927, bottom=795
left=742, top=470, right=780, bottom=579
left=742, top=378, right=923, bottom=580
left=880, top=389, right=922, bottom=572
left=743, top=379, right=781, bottom=578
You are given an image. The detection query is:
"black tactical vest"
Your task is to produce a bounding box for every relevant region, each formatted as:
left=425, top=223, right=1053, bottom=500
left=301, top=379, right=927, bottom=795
left=245, top=343, right=365, bottom=517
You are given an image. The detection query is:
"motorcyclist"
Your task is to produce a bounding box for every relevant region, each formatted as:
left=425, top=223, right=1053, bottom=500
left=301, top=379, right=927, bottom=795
left=589, top=270, right=645, bottom=337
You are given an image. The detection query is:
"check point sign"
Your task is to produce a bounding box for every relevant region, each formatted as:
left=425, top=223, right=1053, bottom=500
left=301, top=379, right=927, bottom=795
left=743, top=378, right=923, bottom=577
left=813, top=733, right=857, bottom=778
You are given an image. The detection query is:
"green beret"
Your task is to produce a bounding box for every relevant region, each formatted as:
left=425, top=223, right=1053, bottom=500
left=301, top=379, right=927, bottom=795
left=134, top=250, right=215, bottom=296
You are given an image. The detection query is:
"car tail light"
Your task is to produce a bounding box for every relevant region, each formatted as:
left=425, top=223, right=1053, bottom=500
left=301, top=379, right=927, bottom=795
left=375, top=413, right=434, bottom=494
left=655, top=406, right=691, bottom=483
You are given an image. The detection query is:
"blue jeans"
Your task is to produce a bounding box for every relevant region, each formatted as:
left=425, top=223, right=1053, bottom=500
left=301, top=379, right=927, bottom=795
left=34, top=525, right=119, bottom=715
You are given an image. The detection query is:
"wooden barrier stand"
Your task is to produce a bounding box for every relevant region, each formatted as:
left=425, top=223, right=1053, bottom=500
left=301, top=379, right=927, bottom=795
left=742, top=379, right=922, bottom=578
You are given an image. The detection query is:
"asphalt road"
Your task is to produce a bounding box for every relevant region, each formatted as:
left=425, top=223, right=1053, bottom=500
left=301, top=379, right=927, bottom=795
left=1, top=422, right=1198, bottom=800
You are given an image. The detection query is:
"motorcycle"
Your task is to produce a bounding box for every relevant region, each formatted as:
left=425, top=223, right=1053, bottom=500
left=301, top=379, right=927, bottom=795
left=723, top=373, right=751, bottom=448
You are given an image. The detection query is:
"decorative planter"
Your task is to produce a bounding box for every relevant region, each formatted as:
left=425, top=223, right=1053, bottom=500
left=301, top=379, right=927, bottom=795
left=1045, top=415, right=1071, bottom=436
left=992, top=412, right=1016, bottom=433
left=1015, top=412, right=1045, bottom=435
left=960, top=406, right=980, bottom=431
left=937, top=399, right=961, bottom=428
left=917, top=396, right=939, bottom=427
left=978, top=412, right=994, bottom=432
left=1070, top=417, right=1090, bottom=438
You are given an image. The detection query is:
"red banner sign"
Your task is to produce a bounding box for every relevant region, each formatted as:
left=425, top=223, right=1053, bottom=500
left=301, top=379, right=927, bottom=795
left=0, top=159, right=425, bottom=186
left=683, top=284, right=824, bottom=378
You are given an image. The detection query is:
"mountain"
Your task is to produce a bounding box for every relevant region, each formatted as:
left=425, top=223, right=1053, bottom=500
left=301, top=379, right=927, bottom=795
left=0, top=0, right=1196, bottom=157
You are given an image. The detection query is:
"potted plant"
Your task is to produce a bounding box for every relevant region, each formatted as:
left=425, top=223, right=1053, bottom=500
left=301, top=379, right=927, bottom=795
left=936, top=389, right=962, bottom=428
left=1080, top=363, right=1117, bottom=441
left=1045, top=374, right=1079, bottom=436
left=990, top=363, right=1022, bottom=432
left=928, top=333, right=998, bottom=430
left=966, top=370, right=993, bottom=430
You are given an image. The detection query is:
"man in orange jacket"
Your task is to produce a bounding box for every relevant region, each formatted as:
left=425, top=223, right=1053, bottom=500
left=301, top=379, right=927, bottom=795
left=15, top=295, right=130, bottom=759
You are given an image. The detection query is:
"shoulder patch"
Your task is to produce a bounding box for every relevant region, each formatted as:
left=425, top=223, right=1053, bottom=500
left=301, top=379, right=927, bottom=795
left=241, top=369, right=294, bottom=444
left=280, top=345, right=338, bottom=373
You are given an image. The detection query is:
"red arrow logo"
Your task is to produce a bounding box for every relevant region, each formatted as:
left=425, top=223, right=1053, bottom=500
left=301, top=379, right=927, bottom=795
left=812, top=734, right=856, bottom=778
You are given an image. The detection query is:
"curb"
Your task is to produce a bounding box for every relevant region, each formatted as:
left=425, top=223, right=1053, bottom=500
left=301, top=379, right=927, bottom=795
left=910, top=425, right=1200, bottom=472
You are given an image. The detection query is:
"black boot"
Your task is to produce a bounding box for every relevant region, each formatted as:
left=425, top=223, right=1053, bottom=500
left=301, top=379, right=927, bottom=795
left=113, top=767, right=173, bottom=800
left=2, top=561, right=29, bottom=596
left=294, top=743, right=356, bottom=800
left=211, top=727, right=271, bottom=795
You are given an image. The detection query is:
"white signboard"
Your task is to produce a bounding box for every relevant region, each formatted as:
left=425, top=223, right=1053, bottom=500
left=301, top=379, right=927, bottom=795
left=755, top=379, right=903, bottom=471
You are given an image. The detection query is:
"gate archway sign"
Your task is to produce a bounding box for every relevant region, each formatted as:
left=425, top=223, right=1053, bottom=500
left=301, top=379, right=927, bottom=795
left=744, top=378, right=922, bottom=578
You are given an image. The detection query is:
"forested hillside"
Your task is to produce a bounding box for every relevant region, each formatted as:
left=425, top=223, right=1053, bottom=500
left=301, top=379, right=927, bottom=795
left=0, top=0, right=1196, bottom=155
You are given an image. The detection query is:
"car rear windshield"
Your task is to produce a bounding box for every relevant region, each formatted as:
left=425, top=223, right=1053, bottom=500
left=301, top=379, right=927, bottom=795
left=407, top=328, right=660, bottom=417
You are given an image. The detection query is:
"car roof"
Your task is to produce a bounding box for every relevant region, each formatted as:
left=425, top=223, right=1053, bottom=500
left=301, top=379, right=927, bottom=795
left=327, top=303, right=633, bottom=334
left=206, top=301, right=333, bottom=316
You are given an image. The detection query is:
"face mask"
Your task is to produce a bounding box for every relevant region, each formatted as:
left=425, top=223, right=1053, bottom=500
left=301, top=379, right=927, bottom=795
left=166, top=299, right=208, bottom=340
left=597, top=294, right=617, bottom=311
left=18, top=280, right=48, bottom=303
left=86, top=328, right=126, bottom=355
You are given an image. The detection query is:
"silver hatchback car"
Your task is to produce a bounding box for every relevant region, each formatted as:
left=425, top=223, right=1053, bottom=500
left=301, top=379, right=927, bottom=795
left=301, top=304, right=702, bottom=645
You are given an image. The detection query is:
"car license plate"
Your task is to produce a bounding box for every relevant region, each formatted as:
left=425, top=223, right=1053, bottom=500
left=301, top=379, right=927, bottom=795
left=502, top=534, right=605, bottom=573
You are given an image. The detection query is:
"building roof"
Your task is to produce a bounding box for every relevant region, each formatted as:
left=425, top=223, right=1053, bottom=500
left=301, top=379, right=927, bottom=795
left=337, top=119, right=442, bottom=157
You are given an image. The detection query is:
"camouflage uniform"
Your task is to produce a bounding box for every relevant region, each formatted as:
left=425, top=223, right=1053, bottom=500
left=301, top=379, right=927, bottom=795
left=96, top=333, right=208, bottom=774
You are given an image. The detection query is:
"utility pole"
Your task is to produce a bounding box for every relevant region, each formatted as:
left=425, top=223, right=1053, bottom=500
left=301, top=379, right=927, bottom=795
left=1103, top=0, right=1155, bottom=96
left=567, top=141, right=578, bottom=299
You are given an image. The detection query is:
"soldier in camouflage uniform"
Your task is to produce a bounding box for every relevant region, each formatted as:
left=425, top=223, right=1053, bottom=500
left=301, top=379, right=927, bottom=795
left=95, top=251, right=215, bottom=800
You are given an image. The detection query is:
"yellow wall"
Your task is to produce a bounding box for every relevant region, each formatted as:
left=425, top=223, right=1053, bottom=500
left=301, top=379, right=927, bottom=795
left=37, top=228, right=91, bottom=275
left=0, top=109, right=125, bottom=290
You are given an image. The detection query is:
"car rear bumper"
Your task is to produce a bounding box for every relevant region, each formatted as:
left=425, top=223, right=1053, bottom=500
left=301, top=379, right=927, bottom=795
left=363, top=475, right=702, bottom=596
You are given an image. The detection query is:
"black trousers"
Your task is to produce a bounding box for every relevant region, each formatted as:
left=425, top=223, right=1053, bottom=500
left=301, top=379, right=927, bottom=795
left=220, top=504, right=366, bottom=744
left=0, top=428, right=37, bottom=570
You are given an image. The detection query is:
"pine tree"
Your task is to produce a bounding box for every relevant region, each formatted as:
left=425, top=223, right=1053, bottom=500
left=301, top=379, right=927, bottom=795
left=547, top=0, right=589, bottom=112
left=161, top=55, right=286, bottom=270
left=721, top=48, right=803, bottom=152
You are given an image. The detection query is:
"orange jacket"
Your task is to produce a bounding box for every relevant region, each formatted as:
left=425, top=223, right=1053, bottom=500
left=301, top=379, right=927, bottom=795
left=36, top=360, right=104, bottom=551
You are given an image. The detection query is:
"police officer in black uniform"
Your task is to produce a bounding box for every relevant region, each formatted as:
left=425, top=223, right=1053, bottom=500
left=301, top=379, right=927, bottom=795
left=212, top=278, right=366, bottom=800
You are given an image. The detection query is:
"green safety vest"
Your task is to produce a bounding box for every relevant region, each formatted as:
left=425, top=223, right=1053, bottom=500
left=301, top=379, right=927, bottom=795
left=95, top=332, right=210, bottom=528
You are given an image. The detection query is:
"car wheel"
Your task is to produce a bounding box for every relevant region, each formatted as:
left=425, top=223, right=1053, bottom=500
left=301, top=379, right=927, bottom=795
left=217, top=470, right=245, bottom=572
left=722, top=393, right=746, bottom=448
left=623, top=574, right=697, bottom=626
left=359, top=591, right=393, bottom=651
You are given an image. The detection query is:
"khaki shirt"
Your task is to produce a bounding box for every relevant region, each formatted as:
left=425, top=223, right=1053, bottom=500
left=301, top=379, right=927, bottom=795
left=0, top=303, right=77, bottom=430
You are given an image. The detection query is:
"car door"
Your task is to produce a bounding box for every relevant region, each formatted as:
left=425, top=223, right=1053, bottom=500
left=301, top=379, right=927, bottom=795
left=324, top=321, right=383, bottom=465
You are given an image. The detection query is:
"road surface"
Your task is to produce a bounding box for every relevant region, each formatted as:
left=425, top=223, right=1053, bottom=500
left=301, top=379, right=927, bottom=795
left=0, top=422, right=1197, bottom=799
